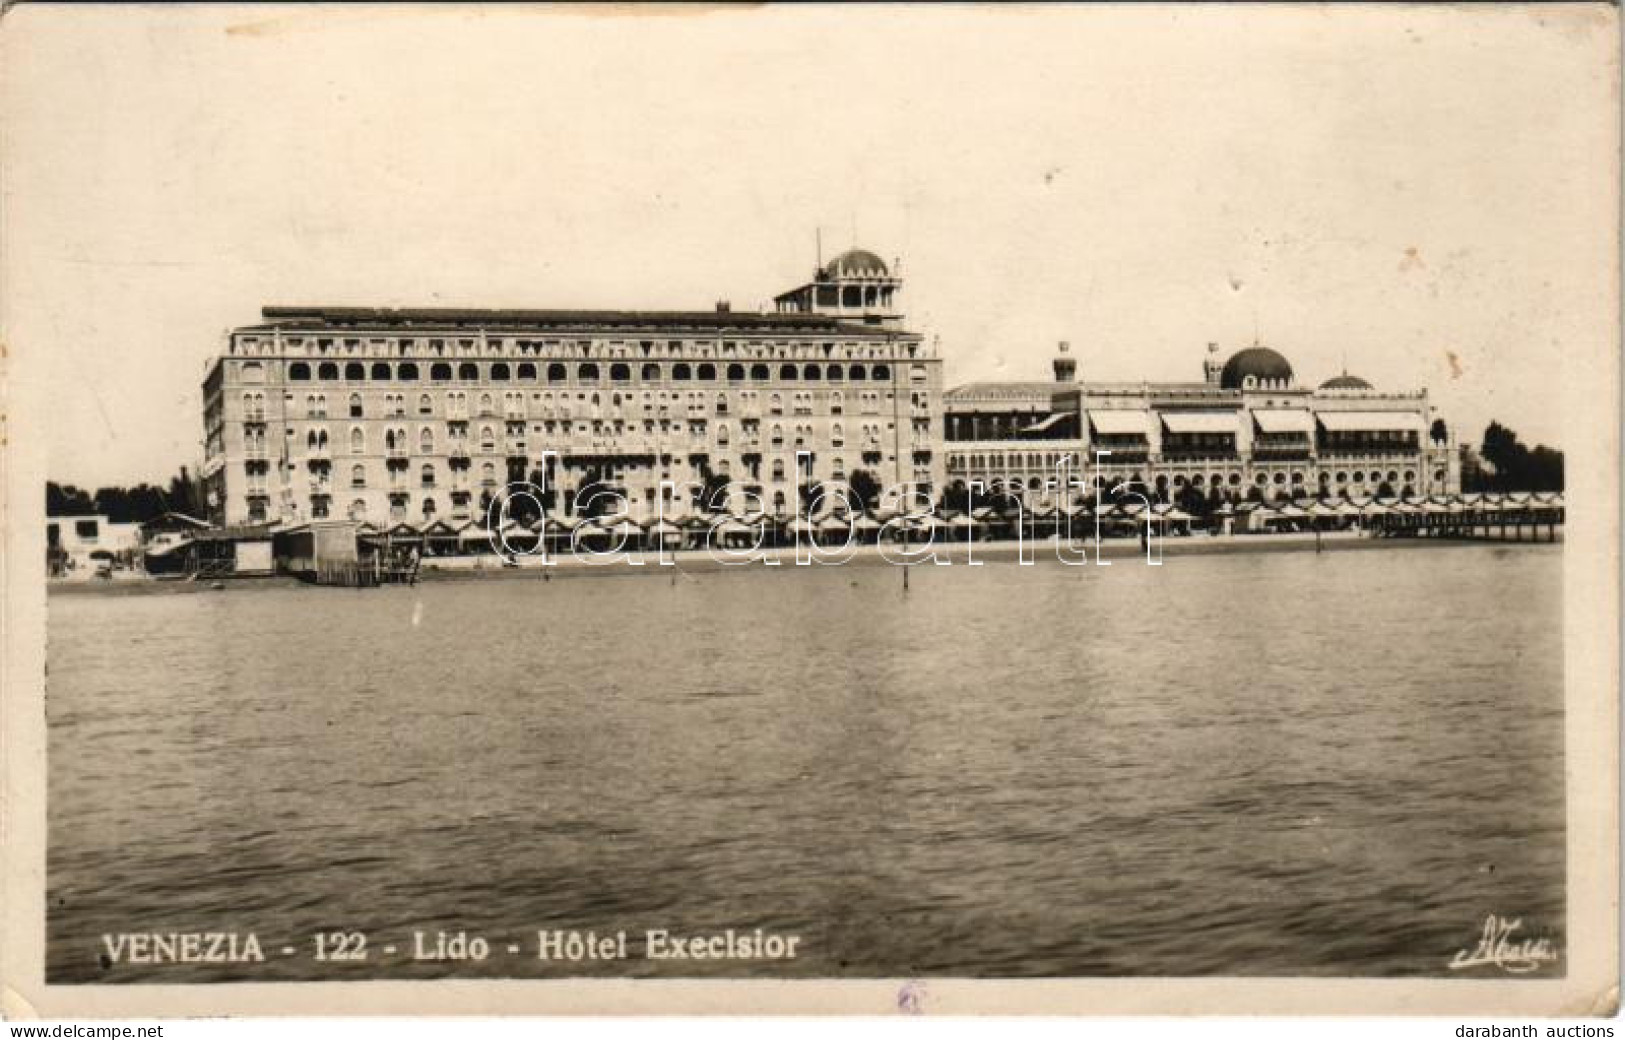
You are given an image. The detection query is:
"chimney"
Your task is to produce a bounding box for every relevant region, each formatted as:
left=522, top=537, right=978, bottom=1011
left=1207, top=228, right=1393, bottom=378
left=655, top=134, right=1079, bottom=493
left=1053, top=340, right=1077, bottom=383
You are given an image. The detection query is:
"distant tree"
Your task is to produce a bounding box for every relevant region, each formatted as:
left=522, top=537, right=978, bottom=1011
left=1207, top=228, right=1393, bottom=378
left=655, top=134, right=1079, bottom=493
left=698, top=467, right=731, bottom=514
left=1375, top=480, right=1396, bottom=499
left=46, top=482, right=95, bottom=516
left=573, top=466, right=613, bottom=518
left=1478, top=421, right=1563, bottom=492
left=847, top=468, right=883, bottom=511
left=799, top=480, right=829, bottom=516
left=525, top=465, right=558, bottom=514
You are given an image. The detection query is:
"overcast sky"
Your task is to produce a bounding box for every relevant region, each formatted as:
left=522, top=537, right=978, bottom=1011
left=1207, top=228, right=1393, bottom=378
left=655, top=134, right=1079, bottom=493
left=4, top=4, right=1615, bottom=489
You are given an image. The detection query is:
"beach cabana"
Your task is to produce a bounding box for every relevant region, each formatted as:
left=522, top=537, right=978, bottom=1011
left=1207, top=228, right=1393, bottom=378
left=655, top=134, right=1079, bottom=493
left=851, top=512, right=884, bottom=544
left=597, top=515, right=645, bottom=547
left=645, top=519, right=684, bottom=549
left=1152, top=504, right=1195, bottom=535
left=817, top=513, right=856, bottom=544
left=713, top=516, right=763, bottom=548
left=948, top=513, right=982, bottom=540
left=420, top=519, right=461, bottom=556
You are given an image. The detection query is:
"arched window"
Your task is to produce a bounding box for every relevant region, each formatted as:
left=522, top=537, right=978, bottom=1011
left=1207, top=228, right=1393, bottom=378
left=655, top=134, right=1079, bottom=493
left=547, top=362, right=567, bottom=382
left=802, top=363, right=821, bottom=381
left=479, top=393, right=494, bottom=417
left=716, top=423, right=730, bottom=446
left=642, top=363, right=660, bottom=380
left=771, top=424, right=784, bottom=448
left=779, top=363, right=798, bottom=381
left=830, top=391, right=844, bottom=414
left=772, top=459, right=786, bottom=480
left=421, top=463, right=435, bottom=487
left=431, top=362, right=452, bottom=382
left=348, top=499, right=367, bottom=521
left=421, top=497, right=437, bottom=518
left=726, top=363, right=745, bottom=382
left=826, top=364, right=844, bottom=382
left=370, top=362, right=392, bottom=381
left=345, top=361, right=365, bottom=381
left=289, top=362, right=311, bottom=381
left=458, top=362, right=479, bottom=381
left=872, top=364, right=891, bottom=380
left=848, top=364, right=867, bottom=381
left=716, top=392, right=729, bottom=415
left=349, top=393, right=363, bottom=418
left=751, top=363, right=769, bottom=380
left=578, top=363, right=600, bottom=381
left=697, top=363, right=717, bottom=381
left=610, top=362, right=630, bottom=382
left=399, top=362, right=419, bottom=381
left=318, top=362, right=339, bottom=380
left=490, top=362, right=510, bottom=381
left=420, top=428, right=434, bottom=453
left=418, top=394, right=432, bottom=415
left=240, top=361, right=265, bottom=383
left=672, top=363, right=692, bottom=381
left=480, top=425, right=495, bottom=451
left=769, top=393, right=783, bottom=414
left=350, top=427, right=365, bottom=453
left=351, top=464, right=367, bottom=488
left=832, top=423, right=844, bottom=447
left=480, top=462, right=497, bottom=485
left=517, top=362, right=537, bottom=380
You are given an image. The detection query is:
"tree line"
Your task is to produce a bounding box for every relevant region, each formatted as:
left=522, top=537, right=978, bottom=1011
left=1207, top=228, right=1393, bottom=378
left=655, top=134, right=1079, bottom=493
left=1463, top=421, right=1563, bottom=493
left=46, top=469, right=206, bottom=524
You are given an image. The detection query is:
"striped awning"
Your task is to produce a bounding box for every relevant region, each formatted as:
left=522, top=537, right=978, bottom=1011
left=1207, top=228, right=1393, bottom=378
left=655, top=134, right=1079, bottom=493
left=1160, top=411, right=1239, bottom=435
left=1252, top=409, right=1316, bottom=434
left=1316, top=411, right=1425, bottom=433
left=1088, top=410, right=1151, bottom=437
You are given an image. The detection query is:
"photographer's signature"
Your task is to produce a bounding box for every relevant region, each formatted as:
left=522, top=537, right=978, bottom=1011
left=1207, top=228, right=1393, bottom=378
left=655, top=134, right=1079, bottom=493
left=1448, top=914, right=1559, bottom=973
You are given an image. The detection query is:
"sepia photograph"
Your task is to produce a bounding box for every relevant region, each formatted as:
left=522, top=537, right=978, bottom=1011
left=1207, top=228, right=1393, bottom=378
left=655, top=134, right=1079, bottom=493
left=0, top=1, right=1617, bottom=1020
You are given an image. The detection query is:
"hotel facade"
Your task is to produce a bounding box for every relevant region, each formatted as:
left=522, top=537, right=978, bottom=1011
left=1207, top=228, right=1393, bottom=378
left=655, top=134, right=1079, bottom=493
left=943, top=342, right=1460, bottom=505
left=201, top=248, right=1456, bottom=527
left=200, top=250, right=943, bottom=527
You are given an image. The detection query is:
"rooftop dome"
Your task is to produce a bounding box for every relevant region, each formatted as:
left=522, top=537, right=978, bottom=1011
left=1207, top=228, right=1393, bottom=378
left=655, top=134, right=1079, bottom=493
left=1320, top=373, right=1373, bottom=390
left=821, top=249, right=889, bottom=279
left=1220, top=346, right=1294, bottom=390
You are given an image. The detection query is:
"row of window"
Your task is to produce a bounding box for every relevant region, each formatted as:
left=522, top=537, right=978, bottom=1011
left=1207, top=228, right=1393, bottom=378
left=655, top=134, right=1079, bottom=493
left=316, top=455, right=873, bottom=492
left=947, top=459, right=1441, bottom=488
left=288, top=420, right=891, bottom=455
left=237, top=336, right=913, bottom=363
left=261, top=360, right=911, bottom=385
left=241, top=388, right=907, bottom=421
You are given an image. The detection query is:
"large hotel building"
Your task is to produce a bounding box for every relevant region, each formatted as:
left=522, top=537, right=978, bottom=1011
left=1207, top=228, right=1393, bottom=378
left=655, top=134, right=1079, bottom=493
left=202, top=250, right=942, bottom=527
left=201, top=248, right=1457, bottom=527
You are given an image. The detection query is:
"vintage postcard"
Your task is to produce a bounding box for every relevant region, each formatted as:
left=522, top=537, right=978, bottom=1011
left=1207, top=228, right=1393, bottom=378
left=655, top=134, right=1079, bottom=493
left=0, top=2, right=1617, bottom=1020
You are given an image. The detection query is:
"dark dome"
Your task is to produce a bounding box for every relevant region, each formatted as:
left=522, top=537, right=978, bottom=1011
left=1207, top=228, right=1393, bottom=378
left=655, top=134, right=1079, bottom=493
left=1320, top=373, right=1373, bottom=390
left=1220, top=346, right=1294, bottom=390
left=822, top=249, right=889, bottom=279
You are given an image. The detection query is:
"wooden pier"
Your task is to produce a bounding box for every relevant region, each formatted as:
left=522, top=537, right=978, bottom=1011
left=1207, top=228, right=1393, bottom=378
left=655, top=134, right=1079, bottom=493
left=1366, top=495, right=1563, bottom=543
